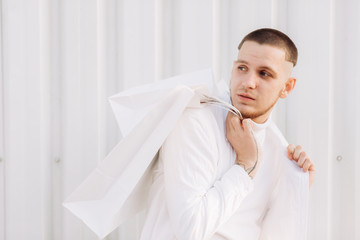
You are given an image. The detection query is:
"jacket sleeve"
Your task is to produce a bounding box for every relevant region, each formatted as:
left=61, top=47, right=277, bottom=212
left=161, top=109, right=254, bottom=240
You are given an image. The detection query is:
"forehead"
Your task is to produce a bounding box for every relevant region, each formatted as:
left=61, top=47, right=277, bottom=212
left=237, top=41, right=287, bottom=70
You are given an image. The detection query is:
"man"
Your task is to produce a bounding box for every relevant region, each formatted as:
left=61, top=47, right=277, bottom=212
left=140, top=28, right=315, bottom=240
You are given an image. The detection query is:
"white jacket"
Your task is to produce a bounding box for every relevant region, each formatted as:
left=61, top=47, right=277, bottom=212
left=141, top=94, right=309, bottom=240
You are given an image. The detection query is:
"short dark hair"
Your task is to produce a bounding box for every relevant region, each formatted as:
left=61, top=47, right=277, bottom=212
left=238, top=28, right=298, bottom=66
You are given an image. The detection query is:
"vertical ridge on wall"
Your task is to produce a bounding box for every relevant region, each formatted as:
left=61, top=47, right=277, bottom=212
left=51, top=0, right=63, bottom=239
left=0, top=0, right=5, bottom=238
left=271, top=0, right=288, bottom=31
left=61, top=0, right=82, bottom=238
left=39, top=0, right=53, bottom=239
left=104, top=0, right=123, bottom=172
left=98, top=2, right=119, bottom=239
left=356, top=23, right=360, bottom=238
left=355, top=17, right=360, bottom=240
left=97, top=0, right=107, bottom=164
left=163, top=0, right=174, bottom=79
left=212, top=0, right=221, bottom=82
left=219, top=0, right=230, bottom=84
left=155, top=0, right=164, bottom=81
left=327, top=0, right=335, bottom=238
left=271, top=0, right=279, bottom=28
left=356, top=3, right=360, bottom=231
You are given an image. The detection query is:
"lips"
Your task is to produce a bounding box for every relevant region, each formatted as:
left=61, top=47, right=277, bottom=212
left=238, top=93, right=255, bottom=101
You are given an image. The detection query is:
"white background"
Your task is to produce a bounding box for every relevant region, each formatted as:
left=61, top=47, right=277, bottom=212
left=1, top=0, right=360, bottom=239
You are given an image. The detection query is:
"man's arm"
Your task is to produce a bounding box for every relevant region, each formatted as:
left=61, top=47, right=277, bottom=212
left=161, top=109, right=255, bottom=240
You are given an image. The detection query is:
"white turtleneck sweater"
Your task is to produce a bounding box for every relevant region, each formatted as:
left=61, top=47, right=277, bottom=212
left=140, top=98, right=308, bottom=240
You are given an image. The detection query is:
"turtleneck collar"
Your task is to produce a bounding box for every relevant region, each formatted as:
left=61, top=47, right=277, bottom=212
left=250, top=114, right=271, bottom=147
left=251, top=114, right=272, bottom=132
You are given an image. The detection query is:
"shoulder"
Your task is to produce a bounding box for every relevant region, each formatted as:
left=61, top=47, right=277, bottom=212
left=267, top=121, right=288, bottom=148
left=160, top=105, right=221, bottom=169
left=161, top=105, right=220, bottom=150
left=175, top=105, right=218, bottom=135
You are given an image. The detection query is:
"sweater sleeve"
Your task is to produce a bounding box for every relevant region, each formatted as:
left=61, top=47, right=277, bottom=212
left=161, top=109, right=254, bottom=240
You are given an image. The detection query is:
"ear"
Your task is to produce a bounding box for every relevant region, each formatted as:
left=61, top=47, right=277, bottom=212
left=279, top=77, right=296, bottom=98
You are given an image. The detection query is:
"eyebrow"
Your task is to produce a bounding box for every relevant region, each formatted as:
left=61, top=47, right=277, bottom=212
left=235, top=59, right=278, bottom=78
left=235, top=60, right=249, bottom=65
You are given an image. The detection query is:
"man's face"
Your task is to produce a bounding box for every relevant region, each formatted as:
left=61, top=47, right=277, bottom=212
left=230, top=41, right=295, bottom=123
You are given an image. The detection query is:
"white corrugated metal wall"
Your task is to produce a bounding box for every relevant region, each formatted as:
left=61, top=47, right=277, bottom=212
left=0, top=0, right=359, bottom=239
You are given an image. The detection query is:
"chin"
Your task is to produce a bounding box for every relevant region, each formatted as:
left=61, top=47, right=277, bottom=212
left=234, top=105, right=254, bottom=117
left=240, top=112, right=257, bottom=119
left=238, top=107, right=263, bottom=120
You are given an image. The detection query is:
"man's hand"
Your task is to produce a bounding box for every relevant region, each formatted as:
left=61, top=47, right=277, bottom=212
left=226, top=113, right=262, bottom=179
left=287, top=144, right=316, bottom=188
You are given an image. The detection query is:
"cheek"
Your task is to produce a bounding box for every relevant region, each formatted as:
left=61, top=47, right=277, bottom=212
left=263, top=82, right=283, bottom=94
left=229, top=76, right=237, bottom=91
left=230, top=80, right=235, bottom=91
left=229, top=82, right=235, bottom=99
left=230, top=73, right=241, bottom=88
left=256, top=85, right=276, bottom=101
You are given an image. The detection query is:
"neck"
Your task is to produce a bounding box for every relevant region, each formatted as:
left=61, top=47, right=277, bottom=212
left=250, top=111, right=272, bottom=124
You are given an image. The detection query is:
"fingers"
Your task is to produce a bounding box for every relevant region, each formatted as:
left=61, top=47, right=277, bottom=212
left=301, top=159, right=312, bottom=172
left=308, top=163, right=316, bottom=188
left=226, top=113, right=253, bottom=131
left=293, top=145, right=303, bottom=160
left=226, top=113, right=237, bottom=134
left=227, top=112, right=249, bottom=134
left=297, top=152, right=306, bottom=166
left=297, top=153, right=309, bottom=171
left=231, top=116, right=241, bottom=132
left=226, top=113, right=242, bottom=143
left=287, top=143, right=316, bottom=188
left=288, top=144, right=313, bottom=172
left=226, top=113, right=233, bottom=133
left=226, top=112, right=256, bottom=139
left=242, top=119, right=253, bottom=135
left=308, top=161, right=316, bottom=172
left=287, top=144, right=295, bottom=159
left=297, top=155, right=314, bottom=173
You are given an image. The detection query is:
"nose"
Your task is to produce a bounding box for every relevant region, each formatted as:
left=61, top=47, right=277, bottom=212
left=241, top=71, right=257, bottom=89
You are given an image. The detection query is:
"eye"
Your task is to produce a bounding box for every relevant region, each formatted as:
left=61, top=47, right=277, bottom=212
left=238, top=66, right=247, bottom=71
left=259, top=70, right=271, bottom=78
